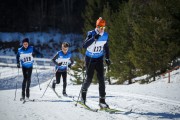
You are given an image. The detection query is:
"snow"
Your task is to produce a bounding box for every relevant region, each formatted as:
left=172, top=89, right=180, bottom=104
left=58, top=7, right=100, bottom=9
left=0, top=32, right=83, bottom=58
left=0, top=32, right=82, bottom=45
left=0, top=65, right=180, bottom=120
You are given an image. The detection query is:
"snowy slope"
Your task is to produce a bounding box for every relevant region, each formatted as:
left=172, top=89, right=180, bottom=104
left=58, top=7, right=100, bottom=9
left=0, top=32, right=83, bottom=58
left=0, top=66, right=180, bottom=120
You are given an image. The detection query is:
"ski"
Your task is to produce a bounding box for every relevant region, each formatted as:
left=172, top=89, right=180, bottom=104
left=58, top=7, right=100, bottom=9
left=49, top=87, right=61, bottom=98
left=62, top=94, right=74, bottom=99
left=20, top=98, right=35, bottom=104
left=73, top=98, right=98, bottom=112
left=76, top=101, right=98, bottom=112
left=23, top=99, right=35, bottom=104
left=53, top=89, right=61, bottom=98
left=99, top=107, right=132, bottom=114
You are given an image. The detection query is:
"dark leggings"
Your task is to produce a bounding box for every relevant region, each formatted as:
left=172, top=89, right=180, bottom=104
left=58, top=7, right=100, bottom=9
left=56, top=71, right=67, bottom=91
left=82, top=61, right=106, bottom=98
left=22, top=67, right=32, bottom=98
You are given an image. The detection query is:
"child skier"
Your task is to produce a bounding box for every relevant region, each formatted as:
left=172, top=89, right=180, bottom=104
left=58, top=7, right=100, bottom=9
left=52, top=42, right=73, bottom=96
left=16, top=38, right=43, bottom=100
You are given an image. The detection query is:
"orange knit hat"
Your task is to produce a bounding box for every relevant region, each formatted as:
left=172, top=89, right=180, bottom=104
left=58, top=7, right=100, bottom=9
left=96, top=17, right=106, bottom=27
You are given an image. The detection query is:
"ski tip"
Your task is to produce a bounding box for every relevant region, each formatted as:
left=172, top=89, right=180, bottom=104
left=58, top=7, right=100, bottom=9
left=91, top=109, right=98, bottom=112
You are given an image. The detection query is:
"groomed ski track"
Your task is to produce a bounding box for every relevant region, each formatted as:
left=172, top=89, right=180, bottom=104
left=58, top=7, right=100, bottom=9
left=0, top=67, right=180, bottom=120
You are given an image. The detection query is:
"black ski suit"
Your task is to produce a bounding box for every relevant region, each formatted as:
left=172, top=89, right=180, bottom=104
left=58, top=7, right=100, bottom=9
left=82, top=29, right=110, bottom=98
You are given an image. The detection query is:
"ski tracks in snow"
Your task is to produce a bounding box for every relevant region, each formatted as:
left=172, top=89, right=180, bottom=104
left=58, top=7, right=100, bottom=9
left=108, top=91, right=180, bottom=113
left=77, top=89, right=180, bottom=120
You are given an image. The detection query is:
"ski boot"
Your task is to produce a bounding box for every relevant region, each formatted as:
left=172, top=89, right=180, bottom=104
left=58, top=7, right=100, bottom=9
left=20, top=97, right=25, bottom=101
left=26, top=89, right=30, bottom=98
left=81, top=89, right=87, bottom=105
left=25, top=97, right=30, bottom=101
left=62, top=90, right=68, bottom=96
left=99, top=97, right=109, bottom=109
left=20, top=92, right=25, bottom=101
left=52, top=80, right=56, bottom=90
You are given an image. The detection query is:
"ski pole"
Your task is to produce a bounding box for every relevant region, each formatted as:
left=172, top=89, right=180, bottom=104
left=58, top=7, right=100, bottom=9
left=14, top=68, right=19, bottom=101
left=75, top=41, right=96, bottom=106
left=75, top=65, right=87, bottom=106
left=75, top=57, right=93, bottom=106
left=35, top=61, right=42, bottom=90
left=107, top=65, right=111, bottom=85
left=41, top=68, right=58, bottom=98
left=68, top=66, right=72, bottom=81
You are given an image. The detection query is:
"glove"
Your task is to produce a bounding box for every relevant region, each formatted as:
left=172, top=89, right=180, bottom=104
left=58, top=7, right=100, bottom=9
left=105, top=59, right=111, bottom=66
left=68, top=64, right=71, bottom=68
left=58, top=62, right=62, bottom=66
left=17, top=63, right=20, bottom=68
left=94, top=34, right=101, bottom=40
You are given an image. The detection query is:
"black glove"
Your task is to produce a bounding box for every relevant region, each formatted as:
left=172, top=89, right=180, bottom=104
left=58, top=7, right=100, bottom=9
left=17, top=63, right=20, bottom=68
left=58, top=62, right=62, bottom=66
left=105, top=59, right=111, bottom=66
left=68, top=64, right=71, bottom=68
left=94, top=34, right=101, bottom=40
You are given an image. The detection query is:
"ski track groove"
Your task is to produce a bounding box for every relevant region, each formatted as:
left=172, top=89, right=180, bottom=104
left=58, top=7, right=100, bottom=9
left=70, top=88, right=180, bottom=119
left=80, top=89, right=180, bottom=107
left=1, top=68, right=180, bottom=120
left=42, top=87, right=138, bottom=120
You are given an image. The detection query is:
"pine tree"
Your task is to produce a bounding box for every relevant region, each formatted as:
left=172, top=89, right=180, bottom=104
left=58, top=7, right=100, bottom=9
left=164, top=0, right=180, bottom=66
left=82, top=0, right=104, bottom=36
left=70, top=55, right=85, bottom=84
left=80, top=0, right=180, bottom=84
left=129, top=0, right=179, bottom=81
left=102, top=2, right=112, bottom=33
left=109, top=1, right=135, bottom=84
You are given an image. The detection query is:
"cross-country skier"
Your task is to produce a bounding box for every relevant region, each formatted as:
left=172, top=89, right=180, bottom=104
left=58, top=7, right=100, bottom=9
left=81, top=17, right=111, bottom=108
left=52, top=42, right=74, bottom=96
left=16, top=38, right=43, bottom=100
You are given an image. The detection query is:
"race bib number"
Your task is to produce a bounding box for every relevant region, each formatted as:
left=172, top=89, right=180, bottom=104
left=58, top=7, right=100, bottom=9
left=23, top=57, right=32, bottom=62
left=20, top=53, right=33, bottom=63
left=56, top=58, right=70, bottom=66
left=87, top=41, right=106, bottom=53
left=61, top=61, right=68, bottom=66
left=93, top=46, right=102, bottom=52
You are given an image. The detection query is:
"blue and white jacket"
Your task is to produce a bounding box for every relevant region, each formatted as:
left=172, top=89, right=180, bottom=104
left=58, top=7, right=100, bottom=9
left=52, top=50, right=73, bottom=72
left=16, top=46, right=41, bottom=68
left=83, top=28, right=109, bottom=63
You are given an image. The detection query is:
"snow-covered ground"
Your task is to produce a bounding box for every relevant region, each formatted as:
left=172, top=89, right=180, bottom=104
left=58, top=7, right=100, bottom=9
left=0, top=32, right=83, bottom=58
left=0, top=66, right=180, bottom=120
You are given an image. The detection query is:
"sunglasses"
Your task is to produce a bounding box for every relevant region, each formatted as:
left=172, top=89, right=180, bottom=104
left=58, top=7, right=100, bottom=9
left=98, top=26, right=106, bottom=29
